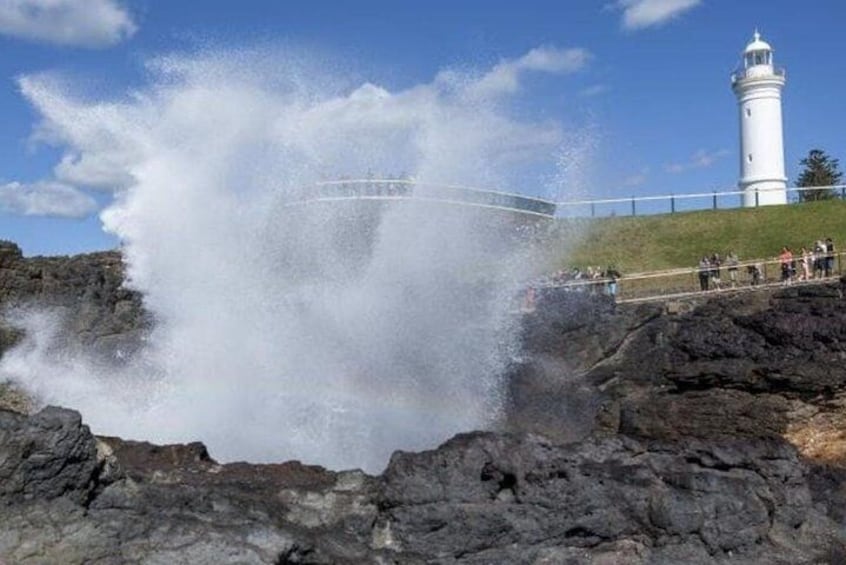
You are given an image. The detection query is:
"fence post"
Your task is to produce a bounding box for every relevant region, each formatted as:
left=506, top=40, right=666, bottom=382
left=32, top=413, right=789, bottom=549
left=671, top=194, right=675, bottom=213
left=591, top=202, right=596, bottom=217
left=631, top=196, right=636, bottom=216
left=755, top=189, right=759, bottom=207
left=841, top=186, right=845, bottom=200
left=712, top=191, right=717, bottom=210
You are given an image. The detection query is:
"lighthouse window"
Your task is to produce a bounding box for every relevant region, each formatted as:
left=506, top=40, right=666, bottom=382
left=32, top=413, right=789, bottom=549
left=748, top=154, right=753, bottom=163
left=746, top=108, right=751, bottom=117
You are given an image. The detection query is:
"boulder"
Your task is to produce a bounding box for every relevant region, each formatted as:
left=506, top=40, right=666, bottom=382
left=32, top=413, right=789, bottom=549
left=0, top=406, right=99, bottom=505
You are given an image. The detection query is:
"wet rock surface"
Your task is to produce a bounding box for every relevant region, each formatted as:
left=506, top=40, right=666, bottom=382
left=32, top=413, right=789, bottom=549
left=0, top=240, right=148, bottom=363
left=1, top=244, right=846, bottom=563
left=509, top=280, right=846, bottom=449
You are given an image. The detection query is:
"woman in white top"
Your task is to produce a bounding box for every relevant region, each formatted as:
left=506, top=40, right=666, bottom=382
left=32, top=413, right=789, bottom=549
left=801, top=246, right=812, bottom=280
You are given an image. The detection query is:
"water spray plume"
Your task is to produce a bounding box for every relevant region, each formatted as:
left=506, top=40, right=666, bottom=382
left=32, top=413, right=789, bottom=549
left=1, top=46, right=585, bottom=472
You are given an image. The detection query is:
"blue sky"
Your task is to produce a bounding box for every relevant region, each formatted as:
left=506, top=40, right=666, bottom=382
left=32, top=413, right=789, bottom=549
left=0, top=0, right=844, bottom=255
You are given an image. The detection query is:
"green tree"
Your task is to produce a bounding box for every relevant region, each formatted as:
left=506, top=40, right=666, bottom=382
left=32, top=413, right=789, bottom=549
left=796, top=149, right=843, bottom=201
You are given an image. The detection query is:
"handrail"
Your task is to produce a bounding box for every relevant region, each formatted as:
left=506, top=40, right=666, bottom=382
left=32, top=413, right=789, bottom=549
left=293, top=179, right=846, bottom=220
left=280, top=194, right=557, bottom=219
left=555, top=184, right=846, bottom=207
left=315, top=179, right=556, bottom=206
left=282, top=178, right=558, bottom=218
left=731, top=66, right=786, bottom=82
left=536, top=251, right=844, bottom=304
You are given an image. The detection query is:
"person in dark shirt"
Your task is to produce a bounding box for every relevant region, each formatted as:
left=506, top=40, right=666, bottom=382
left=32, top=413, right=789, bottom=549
left=604, top=266, right=622, bottom=299
left=710, top=253, right=722, bottom=289
left=698, top=256, right=710, bottom=291
left=825, top=238, right=835, bottom=277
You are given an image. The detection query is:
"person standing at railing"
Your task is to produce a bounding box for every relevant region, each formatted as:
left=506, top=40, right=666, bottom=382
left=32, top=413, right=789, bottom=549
left=825, top=238, right=835, bottom=277
left=698, top=256, right=711, bottom=291
left=747, top=263, right=762, bottom=286
left=710, top=253, right=723, bottom=289
left=779, top=246, right=793, bottom=284
left=589, top=266, right=603, bottom=296
left=603, top=266, right=622, bottom=299
left=800, top=246, right=813, bottom=281
left=726, top=252, right=739, bottom=287
left=814, top=240, right=826, bottom=278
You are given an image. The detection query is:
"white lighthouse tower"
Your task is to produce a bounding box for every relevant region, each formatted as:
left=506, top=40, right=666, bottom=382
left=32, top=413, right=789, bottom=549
left=731, top=31, right=787, bottom=206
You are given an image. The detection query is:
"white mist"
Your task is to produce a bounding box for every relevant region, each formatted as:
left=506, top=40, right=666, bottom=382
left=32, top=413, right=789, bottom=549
left=2, top=46, right=581, bottom=472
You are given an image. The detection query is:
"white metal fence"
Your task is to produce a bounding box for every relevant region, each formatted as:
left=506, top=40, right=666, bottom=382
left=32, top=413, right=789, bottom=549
left=555, top=184, right=846, bottom=218
left=295, top=180, right=846, bottom=220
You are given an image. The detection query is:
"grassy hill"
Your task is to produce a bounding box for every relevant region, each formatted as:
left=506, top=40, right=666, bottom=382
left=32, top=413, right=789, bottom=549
left=547, top=199, right=846, bottom=274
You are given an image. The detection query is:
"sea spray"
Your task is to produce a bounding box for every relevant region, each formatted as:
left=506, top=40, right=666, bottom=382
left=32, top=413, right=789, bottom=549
left=2, top=45, right=582, bottom=471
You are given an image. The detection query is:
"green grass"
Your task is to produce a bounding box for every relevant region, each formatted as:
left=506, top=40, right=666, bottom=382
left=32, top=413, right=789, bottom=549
left=545, top=199, right=846, bottom=274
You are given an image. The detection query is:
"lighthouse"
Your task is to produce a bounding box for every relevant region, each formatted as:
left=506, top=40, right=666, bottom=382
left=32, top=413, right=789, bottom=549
left=731, top=31, right=787, bottom=206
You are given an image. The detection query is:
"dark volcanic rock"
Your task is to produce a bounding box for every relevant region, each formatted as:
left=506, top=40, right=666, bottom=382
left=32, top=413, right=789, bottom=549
left=0, top=240, right=148, bottom=362
left=0, top=407, right=844, bottom=564
left=507, top=289, right=662, bottom=442
left=0, top=407, right=99, bottom=505
left=508, top=280, right=846, bottom=447
left=0, top=406, right=378, bottom=564
left=1, top=243, right=846, bottom=563
left=379, top=432, right=842, bottom=564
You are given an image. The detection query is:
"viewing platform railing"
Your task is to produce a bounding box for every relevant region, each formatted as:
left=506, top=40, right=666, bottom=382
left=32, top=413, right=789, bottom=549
left=290, top=180, right=846, bottom=221
left=300, top=179, right=557, bottom=217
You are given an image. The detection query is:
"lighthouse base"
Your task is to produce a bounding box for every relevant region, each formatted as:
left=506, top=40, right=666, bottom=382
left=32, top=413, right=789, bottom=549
left=741, top=180, right=787, bottom=207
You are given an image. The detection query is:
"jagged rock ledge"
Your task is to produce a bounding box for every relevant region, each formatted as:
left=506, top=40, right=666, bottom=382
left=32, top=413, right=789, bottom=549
left=1, top=405, right=843, bottom=564
left=1, top=243, right=846, bottom=563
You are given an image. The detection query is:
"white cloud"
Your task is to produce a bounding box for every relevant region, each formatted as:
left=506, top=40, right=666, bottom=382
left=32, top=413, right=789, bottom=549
left=613, top=0, right=701, bottom=31
left=452, top=46, right=591, bottom=98
left=19, top=73, right=139, bottom=190
left=0, top=181, right=96, bottom=217
left=622, top=167, right=649, bottom=186
left=54, top=152, right=136, bottom=189
left=17, top=45, right=590, bottom=196
left=665, top=148, right=729, bottom=174
left=0, top=0, right=137, bottom=48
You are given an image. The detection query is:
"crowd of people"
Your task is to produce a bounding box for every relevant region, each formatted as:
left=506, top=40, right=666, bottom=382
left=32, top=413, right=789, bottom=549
left=697, top=252, right=740, bottom=291
left=776, top=238, right=836, bottom=283
left=548, top=266, right=623, bottom=296
left=697, top=237, right=837, bottom=291
left=525, top=237, right=838, bottom=312
left=523, top=265, right=622, bottom=311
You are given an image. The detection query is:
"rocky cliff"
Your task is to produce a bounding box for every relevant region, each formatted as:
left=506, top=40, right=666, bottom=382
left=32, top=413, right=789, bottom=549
left=0, top=241, right=147, bottom=360
left=0, top=244, right=845, bottom=563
